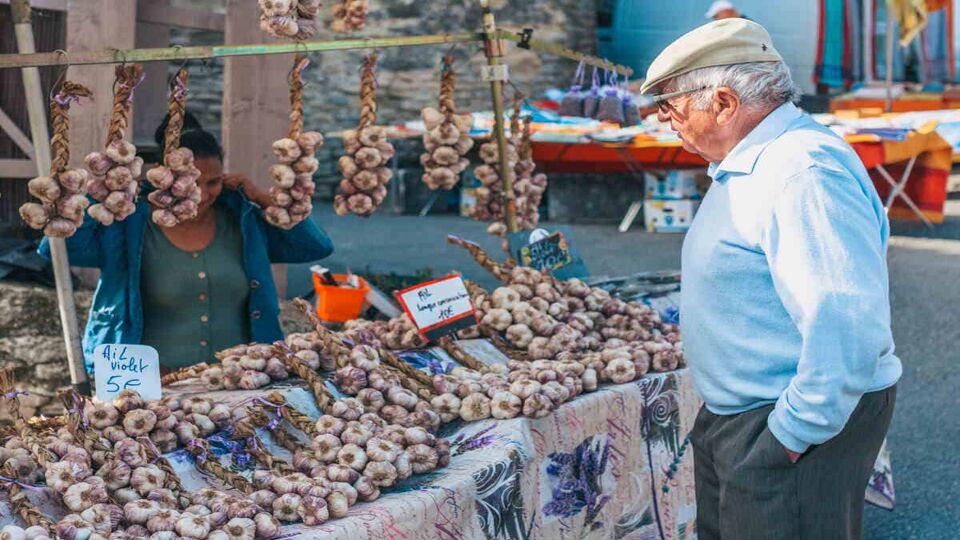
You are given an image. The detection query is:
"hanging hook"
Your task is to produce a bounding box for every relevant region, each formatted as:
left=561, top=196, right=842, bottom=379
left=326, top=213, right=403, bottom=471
left=167, top=45, right=189, bottom=88
left=50, top=49, right=70, bottom=101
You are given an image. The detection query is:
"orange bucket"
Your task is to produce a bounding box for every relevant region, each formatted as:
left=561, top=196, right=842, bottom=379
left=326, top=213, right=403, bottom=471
left=312, top=273, right=370, bottom=323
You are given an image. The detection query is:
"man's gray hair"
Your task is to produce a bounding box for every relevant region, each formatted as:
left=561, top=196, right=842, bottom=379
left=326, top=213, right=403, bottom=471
left=667, top=61, right=801, bottom=111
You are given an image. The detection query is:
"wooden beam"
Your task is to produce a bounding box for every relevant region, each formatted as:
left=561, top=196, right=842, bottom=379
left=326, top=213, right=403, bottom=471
left=0, top=33, right=485, bottom=69
left=0, top=158, right=37, bottom=177
left=0, top=106, right=34, bottom=158
left=136, top=0, right=225, bottom=32
left=66, top=0, right=137, bottom=169
left=0, top=0, right=66, bottom=11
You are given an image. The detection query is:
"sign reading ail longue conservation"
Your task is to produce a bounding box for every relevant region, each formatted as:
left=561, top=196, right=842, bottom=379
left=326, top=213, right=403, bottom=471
left=93, top=344, right=162, bottom=402
left=396, top=274, right=477, bottom=341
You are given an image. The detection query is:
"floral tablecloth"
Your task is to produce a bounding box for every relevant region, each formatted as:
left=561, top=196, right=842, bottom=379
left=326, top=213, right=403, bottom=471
left=258, top=369, right=700, bottom=540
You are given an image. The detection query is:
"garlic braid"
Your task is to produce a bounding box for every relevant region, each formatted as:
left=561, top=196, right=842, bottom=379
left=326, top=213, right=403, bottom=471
left=50, top=82, right=92, bottom=176
left=439, top=55, right=456, bottom=117
left=288, top=55, right=307, bottom=140
left=106, top=64, right=143, bottom=146
left=437, top=336, right=490, bottom=373
left=267, top=392, right=318, bottom=438
left=2, top=462, right=55, bottom=533
left=138, top=436, right=190, bottom=509
left=232, top=418, right=295, bottom=475
left=188, top=439, right=254, bottom=494
left=358, top=54, right=378, bottom=131
left=164, top=69, right=188, bottom=157
left=446, top=235, right=511, bottom=283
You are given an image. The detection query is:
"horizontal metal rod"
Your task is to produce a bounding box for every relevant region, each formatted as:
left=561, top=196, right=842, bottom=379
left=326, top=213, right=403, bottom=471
left=496, top=30, right=634, bottom=77
left=0, top=32, right=486, bottom=69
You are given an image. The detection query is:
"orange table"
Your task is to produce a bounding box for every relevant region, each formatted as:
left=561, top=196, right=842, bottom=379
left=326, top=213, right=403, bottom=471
left=830, top=92, right=960, bottom=114
left=531, top=131, right=951, bottom=227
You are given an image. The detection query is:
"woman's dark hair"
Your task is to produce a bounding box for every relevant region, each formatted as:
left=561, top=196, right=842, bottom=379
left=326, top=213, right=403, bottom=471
left=154, top=110, right=223, bottom=161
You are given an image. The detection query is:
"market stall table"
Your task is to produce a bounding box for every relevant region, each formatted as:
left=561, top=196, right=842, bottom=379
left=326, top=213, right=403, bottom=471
left=531, top=129, right=952, bottom=230
left=0, top=368, right=700, bottom=540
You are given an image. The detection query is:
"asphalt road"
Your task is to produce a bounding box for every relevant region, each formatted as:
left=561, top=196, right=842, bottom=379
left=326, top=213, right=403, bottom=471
left=294, top=203, right=960, bottom=539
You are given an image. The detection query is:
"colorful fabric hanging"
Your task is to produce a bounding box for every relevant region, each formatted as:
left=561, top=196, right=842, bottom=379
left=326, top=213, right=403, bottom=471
left=816, top=0, right=853, bottom=88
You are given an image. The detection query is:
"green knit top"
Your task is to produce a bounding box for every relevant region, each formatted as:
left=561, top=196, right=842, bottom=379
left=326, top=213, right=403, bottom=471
left=140, top=205, right=251, bottom=368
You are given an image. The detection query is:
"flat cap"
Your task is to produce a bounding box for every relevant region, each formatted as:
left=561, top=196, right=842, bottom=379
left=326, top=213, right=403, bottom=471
left=641, top=18, right=782, bottom=94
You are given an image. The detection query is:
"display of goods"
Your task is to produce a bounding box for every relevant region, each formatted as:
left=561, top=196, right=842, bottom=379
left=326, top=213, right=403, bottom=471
left=258, top=0, right=320, bottom=40
left=18, top=81, right=93, bottom=238
left=85, top=64, right=146, bottom=226
left=265, top=55, right=323, bottom=229
left=450, top=238, right=683, bottom=379
left=334, top=54, right=395, bottom=217
left=419, top=55, right=473, bottom=191
left=331, top=0, right=368, bottom=33
left=145, top=69, right=203, bottom=227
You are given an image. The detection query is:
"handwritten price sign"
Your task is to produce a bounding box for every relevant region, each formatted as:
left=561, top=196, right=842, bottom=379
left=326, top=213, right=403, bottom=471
left=396, top=274, right=477, bottom=341
left=93, top=344, right=162, bottom=402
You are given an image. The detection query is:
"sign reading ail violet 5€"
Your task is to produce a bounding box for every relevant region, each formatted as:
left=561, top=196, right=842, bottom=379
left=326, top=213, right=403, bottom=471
left=396, top=274, right=477, bottom=341
left=93, top=344, right=162, bottom=402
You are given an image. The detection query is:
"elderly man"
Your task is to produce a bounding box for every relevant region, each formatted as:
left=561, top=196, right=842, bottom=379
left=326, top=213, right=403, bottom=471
left=641, top=20, right=900, bottom=540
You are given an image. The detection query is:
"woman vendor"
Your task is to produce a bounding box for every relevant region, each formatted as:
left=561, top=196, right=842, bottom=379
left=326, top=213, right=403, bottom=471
left=40, top=114, right=334, bottom=372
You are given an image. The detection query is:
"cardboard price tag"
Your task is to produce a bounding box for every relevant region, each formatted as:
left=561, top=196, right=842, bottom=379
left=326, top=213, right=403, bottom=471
left=396, top=274, right=477, bottom=341
left=93, top=344, right=162, bottom=402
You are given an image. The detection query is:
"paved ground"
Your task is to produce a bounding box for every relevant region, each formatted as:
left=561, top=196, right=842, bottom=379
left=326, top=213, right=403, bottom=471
left=294, top=202, right=960, bottom=540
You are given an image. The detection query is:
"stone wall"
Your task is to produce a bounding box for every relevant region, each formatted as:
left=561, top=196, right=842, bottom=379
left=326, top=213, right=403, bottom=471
left=163, top=1, right=598, bottom=148
left=0, top=282, right=91, bottom=422
left=0, top=281, right=314, bottom=423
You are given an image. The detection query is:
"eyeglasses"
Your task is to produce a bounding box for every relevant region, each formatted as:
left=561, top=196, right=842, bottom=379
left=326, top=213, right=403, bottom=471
left=651, top=86, right=712, bottom=114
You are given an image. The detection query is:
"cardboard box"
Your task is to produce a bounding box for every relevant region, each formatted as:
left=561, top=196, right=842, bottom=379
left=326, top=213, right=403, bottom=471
left=644, top=199, right=700, bottom=233
left=645, top=169, right=704, bottom=200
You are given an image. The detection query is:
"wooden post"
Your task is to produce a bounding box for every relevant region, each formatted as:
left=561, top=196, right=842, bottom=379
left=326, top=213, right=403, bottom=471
left=11, top=0, right=88, bottom=393
left=479, top=0, right=518, bottom=234
left=222, top=0, right=291, bottom=298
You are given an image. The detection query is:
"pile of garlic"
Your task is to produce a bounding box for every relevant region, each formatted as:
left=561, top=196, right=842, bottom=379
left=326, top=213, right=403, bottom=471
left=308, top=413, right=450, bottom=494
left=146, top=69, right=202, bottom=228
left=334, top=54, right=395, bottom=217
left=341, top=314, right=428, bottom=351
left=419, top=56, right=473, bottom=191
left=19, top=82, right=93, bottom=238
left=330, top=0, right=368, bottom=33
left=258, top=0, right=320, bottom=40
left=430, top=362, right=588, bottom=422
left=83, top=391, right=230, bottom=456
left=471, top=267, right=682, bottom=383
left=204, top=342, right=319, bottom=392
left=265, top=55, right=322, bottom=229
left=0, top=525, right=51, bottom=540
left=331, top=346, right=441, bottom=430
left=86, top=64, right=145, bottom=227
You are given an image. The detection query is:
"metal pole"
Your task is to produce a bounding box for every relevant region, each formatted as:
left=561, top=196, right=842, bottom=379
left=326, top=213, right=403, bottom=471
left=479, top=0, right=518, bottom=233
left=12, top=0, right=89, bottom=395
left=496, top=30, right=632, bottom=77
left=885, top=4, right=895, bottom=112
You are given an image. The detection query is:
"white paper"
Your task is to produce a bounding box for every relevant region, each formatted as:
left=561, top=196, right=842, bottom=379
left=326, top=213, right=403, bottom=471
left=92, top=344, right=162, bottom=401
left=398, top=276, right=474, bottom=331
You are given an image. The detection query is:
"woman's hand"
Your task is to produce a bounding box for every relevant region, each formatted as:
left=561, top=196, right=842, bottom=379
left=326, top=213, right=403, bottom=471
left=223, top=173, right=273, bottom=208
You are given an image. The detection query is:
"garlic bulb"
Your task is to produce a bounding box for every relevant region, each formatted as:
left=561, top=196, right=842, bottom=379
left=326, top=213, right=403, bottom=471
left=259, top=0, right=318, bottom=40
left=420, top=57, right=473, bottom=191
left=331, top=0, right=368, bottom=33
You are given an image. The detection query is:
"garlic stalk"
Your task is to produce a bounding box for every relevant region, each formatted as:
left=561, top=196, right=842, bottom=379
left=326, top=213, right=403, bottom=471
left=19, top=81, right=93, bottom=238
left=145, top=69, right=202, bottom=227
left=420, top=55, right=473, bottom=191
left=86, top=64, right=145, bottom=226
left=334, top=54, right=395, bottom=217
left=265, top=55, right=321, bottom=230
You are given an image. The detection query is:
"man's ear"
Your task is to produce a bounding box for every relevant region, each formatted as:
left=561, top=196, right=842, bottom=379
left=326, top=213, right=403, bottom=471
left=713, top=87, right=740, bottom=125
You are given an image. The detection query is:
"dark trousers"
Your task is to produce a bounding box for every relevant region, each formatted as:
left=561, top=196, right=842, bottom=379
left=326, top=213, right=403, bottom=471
left=690, top=386, right=896, bottom=540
